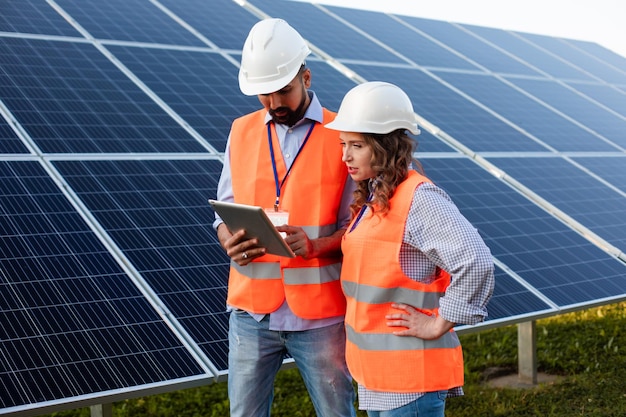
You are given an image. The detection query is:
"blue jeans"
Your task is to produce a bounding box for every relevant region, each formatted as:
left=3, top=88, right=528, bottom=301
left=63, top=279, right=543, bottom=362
left=366, top=391, right=448, bottom=417
left=228, top=310, right=356, bottom=417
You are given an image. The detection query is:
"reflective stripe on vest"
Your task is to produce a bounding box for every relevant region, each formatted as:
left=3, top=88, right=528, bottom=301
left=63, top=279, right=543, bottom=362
left=284, top=262, right=341, bottom=285
left=342, top=280, right=442, bottom=309
left=345, top=323, right=460, bottom=351
left=227, top=108, right=348, bottom=319
left=302, top=224, right=336, bottom=240
left=233, top=260, right=340, bottom=285
left=341, top=170, right=464, bottom=392
left=232, top=260, right=281, bottom=278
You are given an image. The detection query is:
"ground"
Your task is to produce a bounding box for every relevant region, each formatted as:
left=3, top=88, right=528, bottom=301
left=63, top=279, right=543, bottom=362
left=484, top=367, right=560, bottom=389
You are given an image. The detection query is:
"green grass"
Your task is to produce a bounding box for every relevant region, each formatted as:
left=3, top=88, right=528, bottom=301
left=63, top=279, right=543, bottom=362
left=46, top=301, right=625, bottom=417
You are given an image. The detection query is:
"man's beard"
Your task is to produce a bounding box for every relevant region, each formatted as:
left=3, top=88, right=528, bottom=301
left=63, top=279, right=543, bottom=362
left=269, top=89, right=308, bottom=127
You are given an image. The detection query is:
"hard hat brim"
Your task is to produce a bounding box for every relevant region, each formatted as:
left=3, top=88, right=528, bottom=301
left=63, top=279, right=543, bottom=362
left=238, top=64, right=303, bottom=96
left=326, top=119, right=420, bottom=135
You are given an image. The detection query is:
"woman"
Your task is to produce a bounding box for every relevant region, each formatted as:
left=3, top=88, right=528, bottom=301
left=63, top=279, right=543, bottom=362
left=325, top=82, right=495, bottom=417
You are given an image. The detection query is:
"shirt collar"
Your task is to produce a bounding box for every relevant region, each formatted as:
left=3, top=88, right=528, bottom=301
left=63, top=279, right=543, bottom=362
left=263, top=90, right=323, bottom=127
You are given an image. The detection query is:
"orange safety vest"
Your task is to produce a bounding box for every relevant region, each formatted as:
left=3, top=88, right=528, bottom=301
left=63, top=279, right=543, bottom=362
left=227, top=108, right=348, bottom=319
left=341, top=170, right=464, bottom=392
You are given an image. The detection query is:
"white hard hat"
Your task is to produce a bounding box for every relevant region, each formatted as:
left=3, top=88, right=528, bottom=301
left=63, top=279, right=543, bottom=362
left=238, top=18, right=311, bottom=96
left=326, top=81, right=419, bottom=135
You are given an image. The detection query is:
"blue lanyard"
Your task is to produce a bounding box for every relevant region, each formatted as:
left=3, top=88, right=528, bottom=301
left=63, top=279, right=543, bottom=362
left=349, top=193, right=373, bottom=233
left=267, top=121, right=315, bottom=210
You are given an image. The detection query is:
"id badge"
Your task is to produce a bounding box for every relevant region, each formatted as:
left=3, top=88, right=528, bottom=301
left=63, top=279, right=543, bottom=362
left=265, top=209, right=289, bottom=238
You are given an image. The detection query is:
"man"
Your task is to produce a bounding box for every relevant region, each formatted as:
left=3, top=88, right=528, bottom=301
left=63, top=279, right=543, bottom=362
left=213, top=18, right=356, bottom=417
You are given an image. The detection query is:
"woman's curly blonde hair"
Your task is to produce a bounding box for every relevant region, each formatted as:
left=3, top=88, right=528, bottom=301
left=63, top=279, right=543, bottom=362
left=350, top=129, right=422, bottom=217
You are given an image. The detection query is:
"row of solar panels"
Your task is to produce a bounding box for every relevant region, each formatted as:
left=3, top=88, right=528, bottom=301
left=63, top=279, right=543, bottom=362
left=0, top=0, right=625, bottom=414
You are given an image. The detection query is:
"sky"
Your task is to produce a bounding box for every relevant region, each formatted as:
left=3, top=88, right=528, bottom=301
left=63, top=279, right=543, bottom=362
left=296, top=0, right=626, bottom=59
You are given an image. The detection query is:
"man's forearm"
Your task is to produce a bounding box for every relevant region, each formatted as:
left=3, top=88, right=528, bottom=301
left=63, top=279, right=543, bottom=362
left=309, top=228, right=346, bottom=259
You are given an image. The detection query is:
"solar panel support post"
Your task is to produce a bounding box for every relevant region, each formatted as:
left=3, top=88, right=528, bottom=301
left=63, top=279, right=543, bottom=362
left=90, top=404, right=112, bottom=417
left=517, top=321, right=538, bottom=385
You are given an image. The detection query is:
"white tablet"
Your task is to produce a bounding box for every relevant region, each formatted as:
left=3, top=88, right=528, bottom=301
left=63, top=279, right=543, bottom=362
left=209, top=199, right=295, bottom=258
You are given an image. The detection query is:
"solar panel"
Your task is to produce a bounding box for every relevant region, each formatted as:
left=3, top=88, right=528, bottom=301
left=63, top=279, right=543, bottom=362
left=0, top=120, right=28, bottom=154
left=0, top=160, right=210, bottom=412
left=457, top=266, right=554, bottom=330
left=156, top=0, right=262, bottom=51
left=52, top=158, right=231, bottom=372
left=286, top=59, right=359, bottom=115
left=432, top=71, right=617, bottom=152
left=516, top=32, right=626, bottom=85
left=504, top=77, right=626, bottom=149
left=54, top=0, right=206, bottom=46
left=0, top=0, right=81, bottom=36
left=421, top=157, right=626, bottom=308
left=323, top=6, right=478, bottom=71
left=247, top=0, right=406, bottom=64
left=414, top=128, right=457, bottom=153
left=459, top=24, right=596, bottom=81
left=571, top=156, right=626, bottom=193
left=566, top=39, right=626, bottom=73
left=105, top=45, right=258, bottom=153
left=346, top=64, right=545, bottom=152
left=486, top=156, right=626, bottom=252
left=0, top=37, right=208, bottom=154
left=563, top=81, right=626, bottom=117
left=397, top=15, right=542, bottom=76
left=0, top=0, right=624, bottom=414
